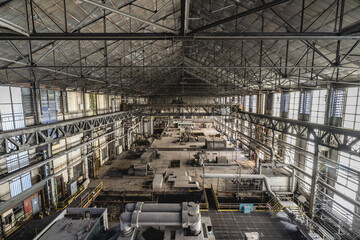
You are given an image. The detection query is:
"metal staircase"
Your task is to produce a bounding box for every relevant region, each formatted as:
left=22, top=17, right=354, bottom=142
left=267, top=196, right=306, bottom=220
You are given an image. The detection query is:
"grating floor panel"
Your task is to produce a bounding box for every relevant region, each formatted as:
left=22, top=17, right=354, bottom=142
left=201, top=210, right=306, bottom=240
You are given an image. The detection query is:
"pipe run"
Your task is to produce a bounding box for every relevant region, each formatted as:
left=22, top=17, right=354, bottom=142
left=120, top=202, right=202, bottom=237
left=214, top=118, right=274, bottom=165
left=127, top=121, right=140, bottom=148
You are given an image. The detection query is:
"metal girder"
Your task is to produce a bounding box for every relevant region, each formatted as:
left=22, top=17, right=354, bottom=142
left=0, top=109, right=140, bottom=157
left=132, top=104, right=221, bottom=116
left=133, top=104, right=360, bottom=155
left=190, top=0, right=290, bottom=34
left=340, top=20, right=360, bottom=35
left=82, top=0, right=177, bottom=34
left=0, top=17, right=29, bottom=36
left=233, top=110, right=360, bottom=156
left=1, top=32, right=360, bottom=40
left=2, top=104, right=360, bottom=156
left=1, top=65, right=357, bottom=70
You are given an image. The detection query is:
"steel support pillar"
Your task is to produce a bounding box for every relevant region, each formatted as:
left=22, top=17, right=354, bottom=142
left=309, top=142, right=319, bottom=218
left=32, top=82, right=42, bottom=125
left=84, top=145, right=89, bottom=180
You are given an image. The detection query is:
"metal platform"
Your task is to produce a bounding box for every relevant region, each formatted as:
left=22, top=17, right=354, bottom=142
left=201, top=210, right=306, bottom=240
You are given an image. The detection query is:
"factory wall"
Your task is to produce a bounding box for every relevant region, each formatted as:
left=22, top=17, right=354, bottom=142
left=0, top=85, right=140, bottom=238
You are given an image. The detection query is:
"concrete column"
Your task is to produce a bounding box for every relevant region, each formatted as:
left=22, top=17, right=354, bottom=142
left=111, top=98, right=115, bottom=112
left=121, top=123, right=126, bottom=150
left=150, top=116, right=154, bottom=135
left=83, top=89, right=87, bottom=117
left=50, top=176, right=56, bottom=208
left=84, top=145, right=89, bottom=179
left=65, top=138, right=71, bottom=183
left=47, top=144, right=56, bottom=208
left=141, top=117, right=144, bottom=136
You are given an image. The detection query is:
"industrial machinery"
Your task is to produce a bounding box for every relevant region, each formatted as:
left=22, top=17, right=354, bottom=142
left=118, top=202, right=215, bottom=240
left=127, top=163, right=154, bottom=176
left=192, top=151, right=206, bottom=166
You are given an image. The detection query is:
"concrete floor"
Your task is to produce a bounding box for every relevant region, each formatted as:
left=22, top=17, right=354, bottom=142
left=89, top=127, right=252, bottom=192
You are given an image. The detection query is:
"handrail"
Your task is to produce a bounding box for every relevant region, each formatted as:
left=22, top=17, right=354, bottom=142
left=55, top=183, right=87, bottom=210
left=79, top=182, right=103, bottom=208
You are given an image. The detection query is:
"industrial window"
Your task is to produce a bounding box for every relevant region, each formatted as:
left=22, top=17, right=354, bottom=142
left=73, top=163, right=83, bottom=179
left=280, top=93, right=289, bottom=113
left=6, top=151, right=29, bottom=173
left=262, top=94, right=266, bottom=114
left=13, top=202, right=24, bottom=220
left=0, top=86, right=30, bottom=174
left=272, top=93, right=281, bottom=117
left=333, top=152, right=359, bottom=223
left=251, top=95, right=257, bottom=113
left=289, top=92, right=300, bottom=120
left=310, top=90, right=327, bottom=124
left=10, top=172, right=32, bottom=197
left=284, top=135, right=296, bottom=164
left=55, top=91, right=62, bottom=113
left=41, top=89, right=57, bottom=124
left=21, top=88, right=34, bottom=116
left=244, top=96, right=249, bottom=112
left=4, top=213, right=13, bottom=225
left=0, top=86, right=25, bottom=130
left=299, top=91, right=312, bottom=114
left=259, top=151, right=264, bottom=160
left=102, top=147, right=108, bottom=160
left=330, top=89, right=345, bottom=118
left=237, top=96, right=242, bottom=109
left=343, top=87, right=360, bottom=129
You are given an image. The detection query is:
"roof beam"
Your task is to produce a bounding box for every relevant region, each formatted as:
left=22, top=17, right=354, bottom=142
left=340, top=21, right=360, bottom=35
left=0, top=17, right=29, bottom=36
left=1, top=32, right=360, bottom=40
left=82, top=0, right=177, bottom=34
left=180, top=0, right=190, bottom=35
left=190, top=0, right=290, bottom=34
left=1, top=65, right=356, bottom=70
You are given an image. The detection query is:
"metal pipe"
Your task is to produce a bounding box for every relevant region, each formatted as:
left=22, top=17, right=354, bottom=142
left=318, top=179, right=360, bottom=209
left=125, top=203, right=182, bottom=213
left=120, top=202, right=202, bottom=237
left=201, top=173, right=276, bottom=196
left=127, top=121, right=140, bottom=147
left=215, top=119, right=274, bottom=164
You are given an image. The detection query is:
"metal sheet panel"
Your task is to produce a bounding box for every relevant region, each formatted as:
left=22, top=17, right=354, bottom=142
left=32, top=196, right=39, bottom=214
left=24, top=195, right=32, bottom=213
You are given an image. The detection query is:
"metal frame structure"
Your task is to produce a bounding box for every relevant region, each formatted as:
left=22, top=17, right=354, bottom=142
left=134, top=103, right=360, bottom=155
left=233, top=110, right=360, bottom=155
left=0, top=0, right=359, bottom=96
left=0, top=109, right=141, bottom=157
